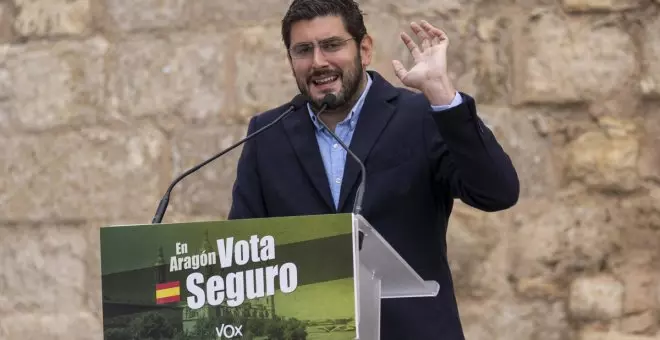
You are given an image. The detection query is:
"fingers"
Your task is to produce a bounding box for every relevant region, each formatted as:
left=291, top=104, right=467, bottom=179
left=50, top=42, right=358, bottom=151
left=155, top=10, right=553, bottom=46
left=401, top=21, right=449, bottom=62
left=392, top=60, right=408, bottom=81
left=410, top=22, right=432, bottom=50
left=400, top=32, right=422, bottom=62
left=420, top=20, right=449, bottom=45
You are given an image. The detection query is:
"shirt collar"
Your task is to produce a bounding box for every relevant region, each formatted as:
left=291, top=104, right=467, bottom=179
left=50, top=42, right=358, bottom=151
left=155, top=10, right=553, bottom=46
left=307, top=73, right=373, bottom=131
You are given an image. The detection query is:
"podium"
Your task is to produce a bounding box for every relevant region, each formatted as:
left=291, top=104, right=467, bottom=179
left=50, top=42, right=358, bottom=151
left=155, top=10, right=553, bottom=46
left=352, top=214, right=439, bottom=339
left=99, top=213, right=439, bottom=340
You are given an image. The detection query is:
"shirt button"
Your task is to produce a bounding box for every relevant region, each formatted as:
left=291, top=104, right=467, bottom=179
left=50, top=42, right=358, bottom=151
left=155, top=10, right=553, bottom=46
left=335, top=178, right=341, bottom=184
left=333, top=143, right=338, bottom=148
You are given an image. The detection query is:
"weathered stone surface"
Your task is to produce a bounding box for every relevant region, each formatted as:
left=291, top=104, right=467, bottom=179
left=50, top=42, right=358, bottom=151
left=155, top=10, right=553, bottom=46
left=364, top=11, right=411, bottom=88
left=108, top=33, right=228, bottom=125
left=166, top=125, right=247, bottom=219
left=580, top=330, right=660, bottom=340
left=1, top=37, right=107, bottom=130
left=101, top=0, right=292, bottom=33
left=612, top=191, right=660, bottom=296
left=513, top=11, right=636, bottom=105
left=447, top=202, right=510, bottom=298
left=0, top=48, right=11, bottom=131
left=565, top=118, right=640, bottom=192
left=569, top=274, right=624, bottom=320
left=0, top=312, right=101, bottom=340
left=477, top=106, right=560, bottom=198
left=0, top=125, right=167, bottom=221
left=638, top=107, right=660, bottom=181
left=468, top=12, right=513, bottom=105
left=360, top=0, right=466, bottom=16
left=233, top=26, right=299, bottom=123
left=100, top=0, right=188, bottom=33
left=0, top=3, right=15, bottom=43
left=640, top=11, right=660, bottom=98
left=13, top=0, right=91, bottom=37
left=619, top=269, right=658, bottom=314
left=0, top=224, right=88, bottom=315
left=619, top=311, right=657, bottom=335
left=460, top=298, right=570, bottom=340
left=509, top=198, right=620, bottom=282
left=515, top=276, right=566, bottom=300
left=188, top=0, right=291, bottom=29
left=561, top=0, right=645, bottom=11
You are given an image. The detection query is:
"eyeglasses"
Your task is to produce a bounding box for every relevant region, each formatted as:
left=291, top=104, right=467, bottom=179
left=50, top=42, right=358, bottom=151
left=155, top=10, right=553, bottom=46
left=289, top=37, right=354, bottom=59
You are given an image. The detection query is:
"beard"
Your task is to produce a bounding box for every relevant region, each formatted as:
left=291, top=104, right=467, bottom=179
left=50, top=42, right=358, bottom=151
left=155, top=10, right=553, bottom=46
left=294, top=54, right=364, bottom=112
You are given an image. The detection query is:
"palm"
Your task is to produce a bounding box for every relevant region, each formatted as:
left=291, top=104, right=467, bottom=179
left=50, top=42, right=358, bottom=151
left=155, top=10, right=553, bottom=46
left=392, top=21, right=449, bottom=90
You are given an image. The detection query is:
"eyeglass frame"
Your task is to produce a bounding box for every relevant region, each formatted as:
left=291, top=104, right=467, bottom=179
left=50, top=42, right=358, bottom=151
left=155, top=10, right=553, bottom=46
left=288, top=36, right=355, bottom=60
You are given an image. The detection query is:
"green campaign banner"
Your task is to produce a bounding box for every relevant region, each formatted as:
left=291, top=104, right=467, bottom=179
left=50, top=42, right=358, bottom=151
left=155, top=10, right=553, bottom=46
left=100, top=213, right=358, bottom=340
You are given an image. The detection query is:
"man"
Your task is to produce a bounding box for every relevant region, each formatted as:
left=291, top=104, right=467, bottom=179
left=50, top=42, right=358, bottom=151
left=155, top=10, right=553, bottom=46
left=229, top=0, right=520, bottom=338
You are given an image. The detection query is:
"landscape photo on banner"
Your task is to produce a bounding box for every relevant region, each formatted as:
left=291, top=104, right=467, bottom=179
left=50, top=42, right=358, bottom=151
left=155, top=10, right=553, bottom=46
left=99, top=213, right=358, bottom=340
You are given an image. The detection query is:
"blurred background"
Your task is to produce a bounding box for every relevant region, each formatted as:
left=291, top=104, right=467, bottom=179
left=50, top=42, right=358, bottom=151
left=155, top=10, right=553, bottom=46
left=0, top=0, right=659, bottom=339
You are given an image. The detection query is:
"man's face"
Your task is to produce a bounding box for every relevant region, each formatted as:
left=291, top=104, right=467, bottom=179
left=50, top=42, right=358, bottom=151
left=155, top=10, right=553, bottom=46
left=288, top=15, right=372, bottom=110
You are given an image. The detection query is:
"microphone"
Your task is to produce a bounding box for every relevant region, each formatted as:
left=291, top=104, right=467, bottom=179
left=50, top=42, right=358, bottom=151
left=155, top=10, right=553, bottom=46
left=151, top=94, right=307, bottom=224
left=314, top=93, right=367, bottom=216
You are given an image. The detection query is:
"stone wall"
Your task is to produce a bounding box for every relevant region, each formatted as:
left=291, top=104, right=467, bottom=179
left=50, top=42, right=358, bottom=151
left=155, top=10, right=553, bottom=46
left=0, top=0, right=659, bottom=339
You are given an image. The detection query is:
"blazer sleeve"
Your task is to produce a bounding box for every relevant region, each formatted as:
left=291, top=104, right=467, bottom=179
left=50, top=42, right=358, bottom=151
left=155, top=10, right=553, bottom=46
left=424, top=92, right=520, bottom=212
left=228, top=115, right=268, bottom=219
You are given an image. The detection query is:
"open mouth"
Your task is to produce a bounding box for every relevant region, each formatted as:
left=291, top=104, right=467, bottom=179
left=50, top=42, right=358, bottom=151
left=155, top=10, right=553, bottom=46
left=310, top=74, right=340, bottom=88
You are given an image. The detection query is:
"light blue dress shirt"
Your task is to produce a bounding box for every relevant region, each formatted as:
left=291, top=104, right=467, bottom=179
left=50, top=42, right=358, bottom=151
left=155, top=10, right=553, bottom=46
left=307, top=74, right=463, bottom=208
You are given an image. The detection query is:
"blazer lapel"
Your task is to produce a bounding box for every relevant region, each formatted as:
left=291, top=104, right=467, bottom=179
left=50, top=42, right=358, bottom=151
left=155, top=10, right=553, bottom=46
left=337, top=71, right=399, bottom=212
left=282, top=106, right=336, bottom=212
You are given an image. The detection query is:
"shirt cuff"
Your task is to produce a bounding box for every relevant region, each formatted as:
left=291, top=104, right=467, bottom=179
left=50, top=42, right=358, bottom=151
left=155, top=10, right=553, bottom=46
left=430, top=91, right=463, bottom=112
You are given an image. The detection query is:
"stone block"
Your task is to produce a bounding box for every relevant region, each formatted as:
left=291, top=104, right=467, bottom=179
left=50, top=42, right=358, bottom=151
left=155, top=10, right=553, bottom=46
left=0, top=3, right=15, bottom=43
left=510, top=199, right=620, bottom=281
left=13, top=0, right=91, bottom=37
left=620, top=270, right=658, bottom=314
left=562, top=0, right=645, bottom=11
left=167, top=125, right=248, bottom=219
left=460, top=298, right=570, bottom=340
left=100, top=0, right=188, bottom=33
left=640, top=15, right=660, bottom=98
left=446, top=202, right=507, bottom=298
left=0, top=224, right=88, bottom=315
left=108, top=33, right=229, bottom=125
left=101, top=0, right=291, bottom=33
left=476, top=106, right=560, bottom=198
left=618, top=311, right=657, bottom=335
left=0, top=55, right=10, bottom=131
left=233, top=26, right=299, bottom=123
left=0, top=312, right=101, bottom=340
left=0, top=124, right=168, bottom=221
left=188, top=0, right=292, bottom=29
left=1, top=37, right=108, bottom=130
left=580, top=330, right=660, bottom=340
left=569, top=274, right=624, bottom=320
left=359, top=0, right=464, bottom=16
left=638, top=107, right=660, bottom=181
left=512, top=11, right=636, bottom=105
left=566, top=118, right=640, bottom=192
left=363, top=11, right=411, bottom=88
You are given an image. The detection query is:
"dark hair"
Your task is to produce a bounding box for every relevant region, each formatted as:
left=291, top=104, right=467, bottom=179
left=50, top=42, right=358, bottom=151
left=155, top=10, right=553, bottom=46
left=281, top=0, right=367, bottom=50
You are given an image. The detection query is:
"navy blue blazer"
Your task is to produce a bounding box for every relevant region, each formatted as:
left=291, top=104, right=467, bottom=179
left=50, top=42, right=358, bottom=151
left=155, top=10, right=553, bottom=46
left=228, top=71, right=519, bottom=339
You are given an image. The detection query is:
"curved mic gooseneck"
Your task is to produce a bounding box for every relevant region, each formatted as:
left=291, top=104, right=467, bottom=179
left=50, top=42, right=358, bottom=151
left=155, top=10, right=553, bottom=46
left=314, top=93, right=367, bottom=216
left=151, top=94, right=307, bottom=224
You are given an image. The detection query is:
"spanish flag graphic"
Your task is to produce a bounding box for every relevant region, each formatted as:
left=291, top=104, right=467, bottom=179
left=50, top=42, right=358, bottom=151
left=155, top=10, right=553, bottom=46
left=155, top=281, right=180, bottom=304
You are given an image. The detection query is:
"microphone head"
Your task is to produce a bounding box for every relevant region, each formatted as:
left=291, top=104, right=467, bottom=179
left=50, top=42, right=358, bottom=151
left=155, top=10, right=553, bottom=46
left=321, top=93, right=338, bottom=108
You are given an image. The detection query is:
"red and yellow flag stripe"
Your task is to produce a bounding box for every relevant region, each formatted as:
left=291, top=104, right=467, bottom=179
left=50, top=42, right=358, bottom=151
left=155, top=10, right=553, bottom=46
left=155, top=281, right=180, bottom=304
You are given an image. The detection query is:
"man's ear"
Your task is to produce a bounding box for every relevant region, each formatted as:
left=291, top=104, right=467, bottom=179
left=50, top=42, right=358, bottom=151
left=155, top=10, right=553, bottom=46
left=359, top=34, right=373, bottom=67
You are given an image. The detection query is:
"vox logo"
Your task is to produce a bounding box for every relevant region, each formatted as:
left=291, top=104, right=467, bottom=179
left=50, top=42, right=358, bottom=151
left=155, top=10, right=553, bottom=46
left=216, top=324, right=243, bottom=339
